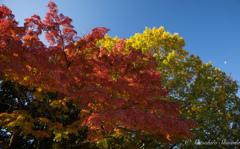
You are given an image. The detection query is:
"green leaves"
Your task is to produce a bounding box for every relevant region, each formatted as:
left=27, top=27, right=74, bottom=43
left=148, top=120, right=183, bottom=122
left=99, top=26, right=240, bottom=148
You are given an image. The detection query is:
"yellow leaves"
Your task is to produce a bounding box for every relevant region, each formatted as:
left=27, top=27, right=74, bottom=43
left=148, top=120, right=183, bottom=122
left=50, top=100, right=68, bottom=112
left=166, top=134, right=171, bottom=141
left=162, top=32, right=170, bottom=39
left=98, top=34, right=120, bottom=51
left=0, top=110, right=36, bottom=136
left=63, top=97, right=70, bottom=102
left=167, top=50, right=176, bottom=60
left=52, top=125, right=81, bottom=142
left=98, top=26, right=187, bottom=73
left=113, top=36, right=119, bottom=41
left=0, top=113, right=50, bottom=138
left=209, top=60, right=212, bottom=65
left=16, top=115, right=25, bottom=121
left=163, top=59, right=168, bottom=65
left=206, top=61, right=213, bottom=68
left=211, top=101, right=218, bottom=105
left=172, top=33, right=179, bottom=38
left=158, top=26, right=165, bottom=33
left=127, top=27, right=185, bottom=58
left=78, top=109, right=91, bottom=118
left=7, top=121, right=17, bottom=127
left=191, top=105, right=201, bottom=113
left=162, top=50, right=177, bottom=67
left=0, top=112, right=18, bottom=127
left=37, top=87, right=42, bottom=92
left=53, top=132, right=63, bottom=142
left=13, top=53, right=18, bottom=57
left=152, top=26, right=157, bottom=33
left=23, top=76, right=29, bottom=81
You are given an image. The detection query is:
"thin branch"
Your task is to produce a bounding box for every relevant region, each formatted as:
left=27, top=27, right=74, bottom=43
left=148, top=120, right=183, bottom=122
left=8, top=129, right=21, bottom=149
left=42, top=99, right=57, bottom=122
left=59, top=29, right=73, bottom=69
left=180, top=102, right=191, bottom=110
left=122, top=62, right=131, bottom=78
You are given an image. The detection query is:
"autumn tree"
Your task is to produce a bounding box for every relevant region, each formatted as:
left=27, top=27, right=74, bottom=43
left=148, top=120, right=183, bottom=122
left=0, top=2, right=196, bottom=149
left=99, top=27, right=240, bottom=148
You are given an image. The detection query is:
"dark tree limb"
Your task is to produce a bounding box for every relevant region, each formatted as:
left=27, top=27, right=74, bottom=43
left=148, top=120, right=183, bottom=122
left=8, top=129, right=21, bottom=149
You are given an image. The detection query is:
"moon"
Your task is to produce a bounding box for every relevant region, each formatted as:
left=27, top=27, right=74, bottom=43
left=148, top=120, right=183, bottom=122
left=224, top=61, right=227, bottom=64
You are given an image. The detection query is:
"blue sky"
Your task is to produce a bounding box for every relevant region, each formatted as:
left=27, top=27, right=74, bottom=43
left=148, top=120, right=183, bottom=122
left=1, top=0, right=240, bottom=96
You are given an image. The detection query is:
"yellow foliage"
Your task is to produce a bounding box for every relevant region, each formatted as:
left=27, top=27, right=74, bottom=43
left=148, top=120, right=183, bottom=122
left=23, top=76, right=29, bottom=81
left=79, top=109, right=90, bottom=118
left=37, top=87, right=42, bottom=92
left=99, top=26, right=187, bottom=60
left=98, top=34, right=120, bottom=51
left=211, top=101, right=218, bottom=105
left=50, top=100, right=68, bottom=112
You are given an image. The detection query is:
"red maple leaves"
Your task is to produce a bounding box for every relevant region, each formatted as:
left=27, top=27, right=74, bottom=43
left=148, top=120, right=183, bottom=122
left=0, top=1, right=196, bottom=147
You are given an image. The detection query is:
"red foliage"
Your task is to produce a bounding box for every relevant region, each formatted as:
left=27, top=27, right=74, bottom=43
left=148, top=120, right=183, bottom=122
left=0, top=1, right=196, bottom=147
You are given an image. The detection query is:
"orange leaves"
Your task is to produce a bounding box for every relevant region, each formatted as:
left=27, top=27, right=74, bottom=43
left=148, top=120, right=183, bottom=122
left=32, top=130, right=51, bottom=138
left=50, top=122, right=64, bottom=130
left=23, top=29, right=41, bottom=47
left=78, top=109, right=91, bottom=119
left=83, top=113, right=104, bottom=127
left=87, top=129, right=104, bottom=141
left=35, top=117, right=51, bottom=125
left=0, top=112, right=18, bottom=127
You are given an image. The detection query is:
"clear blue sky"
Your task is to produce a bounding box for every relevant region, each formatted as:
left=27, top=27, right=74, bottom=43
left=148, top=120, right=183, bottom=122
left=1, top=0, right=240, bottom=96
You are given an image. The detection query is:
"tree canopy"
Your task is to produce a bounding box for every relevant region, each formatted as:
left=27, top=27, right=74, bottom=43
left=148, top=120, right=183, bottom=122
left=99, top=26, right=240, bottom=148
left=0, top=1, right=196, bottom=149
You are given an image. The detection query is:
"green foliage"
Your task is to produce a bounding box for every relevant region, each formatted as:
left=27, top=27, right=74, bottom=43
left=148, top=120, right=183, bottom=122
left=100, top=26, right=240, bottom=148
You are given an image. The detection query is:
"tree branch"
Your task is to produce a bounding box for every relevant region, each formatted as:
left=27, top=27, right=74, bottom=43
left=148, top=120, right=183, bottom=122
left=42, top=99, right=57, bottom=122
left=8, top=129, right=21, bottom=149
left=180, top=102, right=191, bottom=110
left=122, top=62, right=131, bottom=78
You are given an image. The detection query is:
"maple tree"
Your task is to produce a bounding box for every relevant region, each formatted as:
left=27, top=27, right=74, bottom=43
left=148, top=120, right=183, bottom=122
left=99, top=27, right=240, bottom=148
left=0, top=1, right=196, bottom=149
